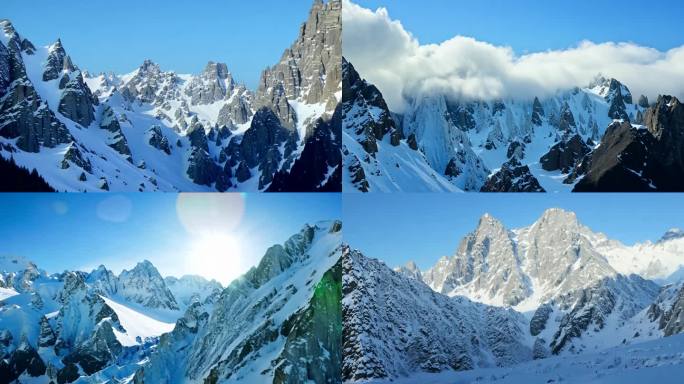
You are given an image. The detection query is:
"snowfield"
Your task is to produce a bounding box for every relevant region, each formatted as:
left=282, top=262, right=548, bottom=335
left=100, top=296, right=177, bottom=347
left=357, top=333, right=684, bottom=384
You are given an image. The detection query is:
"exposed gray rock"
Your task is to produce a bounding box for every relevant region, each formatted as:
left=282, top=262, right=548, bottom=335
left=540, top=134, right=591, bottom=173
left=61, top=143, right=92, bottom=173
left=481, top=160, right=545, bottom=192
left=147, top=125, right=171, bottom=154
left=186, top=147, right=219, bottom=186
left=58, top=71, right=96, bottom=127
left=531, top=97, right=544, bottom=126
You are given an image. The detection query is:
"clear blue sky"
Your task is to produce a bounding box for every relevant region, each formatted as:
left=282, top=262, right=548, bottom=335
left=0, top=193, right=340, bottom=284
left=353, top=0, right=684, bottom=52
left=2, top=0, right=317, bottom=88
left=343, top=194, right=684, bottom=270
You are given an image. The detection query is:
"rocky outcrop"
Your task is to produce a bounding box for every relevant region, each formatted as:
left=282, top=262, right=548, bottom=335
left=540, top=134, right=591, bottom=173
left=531, top=97, right=544, bottom=126
left=575, top=97, right=684, bottom=191
left=186, top=147, right=219, bottom=186
left=146, top=125, right=171, bottom=155
left=0, top=22, right=70, bottom=152
left=61, top=143, right=92, bottom=173
left=481, top=159, right=545, bottom=192
left=117, top=260, right=179, bottom=310
left=58, top=71, right=96, bottom=127
left=255, top=0, right=341, bottom=124
left=268, top=105, right=342, bottom=192
left=342, top=58, right=400, bottom=154
left=239, top=108, right=297, bottom=188
left=185, top=61, right=233, bottom=105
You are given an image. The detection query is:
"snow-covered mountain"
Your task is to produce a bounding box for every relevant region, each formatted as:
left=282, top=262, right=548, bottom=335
left=343, top=248, right=531, bottom=382
left=345, top=209, right=684, bottom=382
left=0, top=255, right=193, bottom=383
left=343, top=58, right=684, bottom=192
left=0, top=0, right=341, bottom=192
left=0, top=220, right=342, bottom=383
left=135, top=220, right=342, bottom=383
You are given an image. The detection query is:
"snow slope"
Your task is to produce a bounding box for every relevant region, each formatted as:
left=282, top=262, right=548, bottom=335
left=356, top=333, right=684, bottom=384
left=100, top=296, right=176, bottom=347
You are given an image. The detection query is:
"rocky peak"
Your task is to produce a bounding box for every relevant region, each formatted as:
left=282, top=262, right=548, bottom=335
left=659, top=228, right=684, bottom=243
left=558, top=101, right=576, bottom=132
left=255, top=0, right=341, bottom=120
left=342, top=57, right=400, bottom=154
left=475, top=212, right=508, bottom=236
left=43, top=38, right=74, bottom=81
left=394, top=261, right=423, bottom=281
left=534, top=208, right=580, bottom=231
left=118, top=260, right=179, bottom=310
left=531, top=96, right=544, bottom=126
left=591, top=76, right=633, bottom=121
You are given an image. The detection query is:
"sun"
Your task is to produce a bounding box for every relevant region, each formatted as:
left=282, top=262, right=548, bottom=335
left=186, top=232, right=244, bottom=285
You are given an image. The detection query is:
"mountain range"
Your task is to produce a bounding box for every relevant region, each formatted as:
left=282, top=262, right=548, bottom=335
left=0, top=0, right=341, bottom=192
left=342, top=209, right=684, bottom=382
left=0, top=220, right=342, bottom=383
left=342, top=58, right=684, bottom=192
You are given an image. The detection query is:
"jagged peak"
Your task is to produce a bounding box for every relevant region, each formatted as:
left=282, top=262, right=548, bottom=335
left=0, top=19, right=17, bottom=38
left=476, top=212, right=506, bottom=231
left=404, top=260, right=419, bottom=271
left=536, top=208, right=579, bottom=228
left=659, top=228, right=684, bottom=243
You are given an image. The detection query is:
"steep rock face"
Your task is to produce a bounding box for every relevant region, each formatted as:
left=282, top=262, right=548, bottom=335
left=117, top=260, right=179, bottom=310
left=255, top=0, right=341, bottom=124
left=239, top=108, right=297, bottom=189
left=185, top=61, right=233, bottom=105
left=0, top=21, right=70, bottom=152
left=547, top=274, right=658, bottom=354
left=0, top=337, right=46, bottom=382
left=423, top=214, right=529, bottom=306
left=481, top=159, right=545, bottom=192
left=540, top=134, right=591, bottom=173
left=402, top=94, right=490, bottom=190
left=660, top=285, right=684, bottom=337
left=57, top=69, right=97, bottom=127
left=135, top=221, right=343, bottom=383
left=574, top=97, right=684, bottom=191
left=343, top=248, right=531, bottom=382
left=590, top=77, right=633, bottom=121
left=268, top=104, right=341, bottom=192
left=342, top=58, right=400, bottom=154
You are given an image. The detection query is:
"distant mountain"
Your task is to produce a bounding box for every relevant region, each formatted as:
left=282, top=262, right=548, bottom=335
left=0, top=220, right=341, bottom=383
left=0, top=0, right=341, bottom=192
left=343, top=58, right=684, bottom=192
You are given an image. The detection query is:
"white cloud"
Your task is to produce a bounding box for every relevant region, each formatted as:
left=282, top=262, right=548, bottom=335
left=342, top=0, right=684, bottom=112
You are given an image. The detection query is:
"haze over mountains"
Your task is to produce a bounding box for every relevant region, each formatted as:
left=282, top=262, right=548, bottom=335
left=0, top=0, right=342, bottom=192
left=343, top=209, right=684, bottom=383
left=0, top=220, right=342, bottom=383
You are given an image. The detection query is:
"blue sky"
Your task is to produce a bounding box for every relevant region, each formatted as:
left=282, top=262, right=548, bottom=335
left=2, top=0, right=315, bottom=89
left=343, top=194, right=684, bottom=270
left=0, top=193, right=340, bottom=285
left=353, top=0, right=684, bottom=52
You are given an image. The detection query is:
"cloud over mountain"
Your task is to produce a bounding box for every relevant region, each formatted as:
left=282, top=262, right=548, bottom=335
left=343, top=0, right=684, bottom=112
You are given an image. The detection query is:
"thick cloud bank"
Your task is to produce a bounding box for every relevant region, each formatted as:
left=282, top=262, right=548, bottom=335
left=343, top=0, right=684, bottom=112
